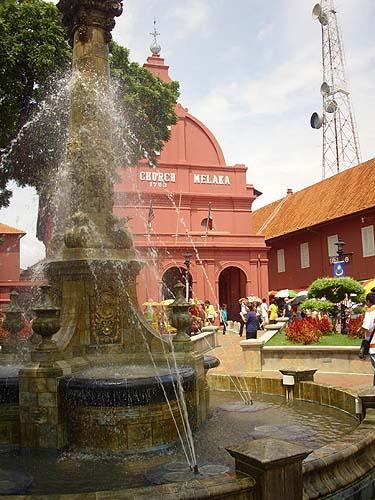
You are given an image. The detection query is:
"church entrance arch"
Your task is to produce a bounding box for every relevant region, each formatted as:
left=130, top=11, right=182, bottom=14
left=218, top=266, right=247, bottom=320
left=162, top=267, right=192, bottom=300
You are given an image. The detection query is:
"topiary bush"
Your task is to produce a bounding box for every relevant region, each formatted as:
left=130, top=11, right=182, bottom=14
left=308, top=277, right=365, bottom=304
left=299, top=298, right=337, bottom=316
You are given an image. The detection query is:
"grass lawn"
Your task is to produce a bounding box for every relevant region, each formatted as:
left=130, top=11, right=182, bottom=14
left=266, top=331, right=363, bottom=347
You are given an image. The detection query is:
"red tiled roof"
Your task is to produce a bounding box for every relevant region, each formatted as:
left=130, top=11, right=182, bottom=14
left=0, top=223, right=25, bottom=235
left=253, top=158, right=375, bottom=240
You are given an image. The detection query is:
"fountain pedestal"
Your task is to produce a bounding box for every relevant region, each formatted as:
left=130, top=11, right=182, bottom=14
left=19, top=286, right=66, bottom=449
left=227, top=438, right=311, bottom=500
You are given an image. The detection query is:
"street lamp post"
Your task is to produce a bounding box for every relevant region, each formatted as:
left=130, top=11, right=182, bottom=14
left=183, top=252, right=192, bottom=303
left=335, top=238, right=347, bottom=334
left=335, top=239, right=345, bottom=262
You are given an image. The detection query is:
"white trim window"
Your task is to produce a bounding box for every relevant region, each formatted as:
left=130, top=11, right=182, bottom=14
left=327, top=234, right=338, bottom=257
left=361, top=225, right=375, bottom=257
left=277, top=248, right=285, bottom=273
left=300, top=242, right=310, bottom=269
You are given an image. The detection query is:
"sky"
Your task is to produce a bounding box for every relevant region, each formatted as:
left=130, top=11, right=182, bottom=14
left=1, top=0, right=375, bottom=268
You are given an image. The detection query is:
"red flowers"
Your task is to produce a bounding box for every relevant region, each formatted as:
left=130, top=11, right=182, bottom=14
left=347, top=316, right=364, bottom=338
left=285, top=317, right=332, bottom=345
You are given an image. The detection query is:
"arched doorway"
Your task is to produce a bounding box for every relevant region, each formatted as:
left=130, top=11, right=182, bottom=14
left=162, top=267, right=192, bottom=300
left=218, top=266, right=247, bottom=320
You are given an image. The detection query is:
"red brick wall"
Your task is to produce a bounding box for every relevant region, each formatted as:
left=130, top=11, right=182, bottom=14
left=0, top=234, right=21, bottom=281
left=268, top=209, right=375, bottom=290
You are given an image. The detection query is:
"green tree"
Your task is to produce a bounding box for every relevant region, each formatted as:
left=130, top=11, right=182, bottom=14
left=0, top=0, right=71, bottom=206
left=0, top=0, right=179, bottom=207
left=307, top=277, right=365, bottom=304
left=299, top=298, right=337, bottom=316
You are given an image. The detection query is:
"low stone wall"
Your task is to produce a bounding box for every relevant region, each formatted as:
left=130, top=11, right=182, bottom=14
left=263, top=345, right=372, bottom=374
left=208, top=373, right=375, bottom=499
left=191, top=328, right=218, bottom=354
left=240, top=339, right=373, bottom=375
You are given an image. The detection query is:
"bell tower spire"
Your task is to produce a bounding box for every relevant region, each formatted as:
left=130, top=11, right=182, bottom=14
left=143, top=19, right=171, bottom=82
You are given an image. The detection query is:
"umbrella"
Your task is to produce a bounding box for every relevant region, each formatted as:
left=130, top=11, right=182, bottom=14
left=291, top=294, right=307, bottom=306
left=160, top=299, right=174, bottom=306
left=142, top=299, right=160, bottom=306
left=296, top=290, right=308, bottom=296
left=275, top=289, right=297, bottom=298
left=247, top=295, right=262, bottom=303
left=363, top=279, right=375, bottom=294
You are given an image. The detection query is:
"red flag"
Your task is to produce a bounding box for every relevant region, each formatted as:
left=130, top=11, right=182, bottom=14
left=147, top=200, right=155, bottom=227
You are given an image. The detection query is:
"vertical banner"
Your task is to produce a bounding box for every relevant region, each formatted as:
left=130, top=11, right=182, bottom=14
left=333, top=261, right=345, bottom=278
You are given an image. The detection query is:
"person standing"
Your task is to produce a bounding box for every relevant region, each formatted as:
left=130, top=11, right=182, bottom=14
left=204, top=300, right=217, bottom=325
left=260, top=298, right=268, bottom=328
left=269, top=299, right=278, bottom=324
left=359, top=292, right=375, bottom=385
left=219, top=304, right=228, bottom=335
left=284, top=299, right=292, bottom=321
left=245, top=304, right=259, bottom=339
left=238, top=298, right=248, bottom=337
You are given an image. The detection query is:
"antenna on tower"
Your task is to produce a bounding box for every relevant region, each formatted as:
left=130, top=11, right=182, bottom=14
left=310, top=0, right=361, bottom=179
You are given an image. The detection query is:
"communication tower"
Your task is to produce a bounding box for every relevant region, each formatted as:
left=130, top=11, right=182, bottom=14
left=310, top=0, right=361, bottom=179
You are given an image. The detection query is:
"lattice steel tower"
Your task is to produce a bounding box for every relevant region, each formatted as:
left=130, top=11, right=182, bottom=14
left=310, top=0, right=361, bottom=179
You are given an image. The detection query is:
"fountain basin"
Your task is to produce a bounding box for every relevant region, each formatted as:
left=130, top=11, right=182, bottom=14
left=59, top=365, right=197, bottom=452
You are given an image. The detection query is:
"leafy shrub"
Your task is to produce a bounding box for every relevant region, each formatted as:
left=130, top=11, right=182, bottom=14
left=308, top=277, right=365, bottom=304
left=299, top=298, right=337, bottom=315
left=347, top=316, right=364, bottom=338
left=285, top=319, right=323, bottom=345
left=316, top=316, right=332, bottom=333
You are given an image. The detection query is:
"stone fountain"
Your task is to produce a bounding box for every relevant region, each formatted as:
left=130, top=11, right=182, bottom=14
left=13, top=0, right=209, bottom=453
left=1, top=2, right=374, bottom=498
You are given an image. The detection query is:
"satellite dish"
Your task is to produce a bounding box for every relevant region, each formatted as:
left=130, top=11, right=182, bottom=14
left=325, top=100, right=338, bottom=113
left=312, top=3, right=328, bottom=25
left=310, top=112, right=323, bottom=129
left=320, top=82, right=331, bottom=96
left=312, top=4, right=322, bottom=19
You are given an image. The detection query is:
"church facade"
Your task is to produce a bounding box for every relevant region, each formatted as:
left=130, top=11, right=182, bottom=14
left=114, top=48, right=269, bottom=318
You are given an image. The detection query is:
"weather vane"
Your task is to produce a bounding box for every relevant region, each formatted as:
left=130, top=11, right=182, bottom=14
left=150, top=18, right=161, bottom=55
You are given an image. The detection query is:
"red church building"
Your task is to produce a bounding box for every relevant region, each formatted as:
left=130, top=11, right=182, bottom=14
left=0, top=223, right=26, bottom=305
left=253, top=158, right=375, bottom=291
left=114, top=47, right=269, bottom=317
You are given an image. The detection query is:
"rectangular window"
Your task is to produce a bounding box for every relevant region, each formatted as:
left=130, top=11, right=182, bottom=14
left=327, top=234, right=338, bottom=257
left=300, top=242, right=310, bottom=268
left=361, top=225, right=375, bottom=257
left=277, top=248, right=285, bottom=273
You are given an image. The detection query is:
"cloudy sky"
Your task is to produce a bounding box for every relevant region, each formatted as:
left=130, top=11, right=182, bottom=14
left=1, top=0, right=374, bottom=268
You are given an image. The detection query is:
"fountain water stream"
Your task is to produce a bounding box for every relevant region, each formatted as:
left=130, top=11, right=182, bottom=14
left=0, top=2, right=368, bottom=498
left=0, top=0, right=210, bottom=459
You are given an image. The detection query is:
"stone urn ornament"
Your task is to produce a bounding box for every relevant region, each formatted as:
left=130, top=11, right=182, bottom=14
left=32, top=285, right=61, bottom=361
left=2, top=291, right=25, bottom=351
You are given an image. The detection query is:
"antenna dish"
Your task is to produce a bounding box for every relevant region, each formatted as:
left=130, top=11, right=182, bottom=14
left=310, top=112, right=323, bottom=129
left=325, top=100, right=338, bottom=113
left=312, top=3, right=328, bottom=25
left=320, top=82, right=331, bottom=96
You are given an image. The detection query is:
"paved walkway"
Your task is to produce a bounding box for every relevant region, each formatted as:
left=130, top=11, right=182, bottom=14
left=210, top=328, right=374, bottom=390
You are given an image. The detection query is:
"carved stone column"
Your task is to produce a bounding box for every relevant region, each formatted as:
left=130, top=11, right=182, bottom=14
left=55, top=0, right=130, bottom=251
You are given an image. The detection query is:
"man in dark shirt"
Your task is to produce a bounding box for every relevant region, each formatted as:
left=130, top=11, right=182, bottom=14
left=245, top=304, right=259, bottom=339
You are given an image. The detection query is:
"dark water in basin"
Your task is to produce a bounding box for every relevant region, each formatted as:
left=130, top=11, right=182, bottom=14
left=0, top=391, right=357, bottom=495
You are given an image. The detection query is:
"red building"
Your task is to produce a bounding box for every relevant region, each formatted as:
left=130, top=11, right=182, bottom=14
left=0, top=223, right=25, bottom=304
left=252, top=158, right=375, bottom=291
left=114, top=48, right=269, bottom=317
